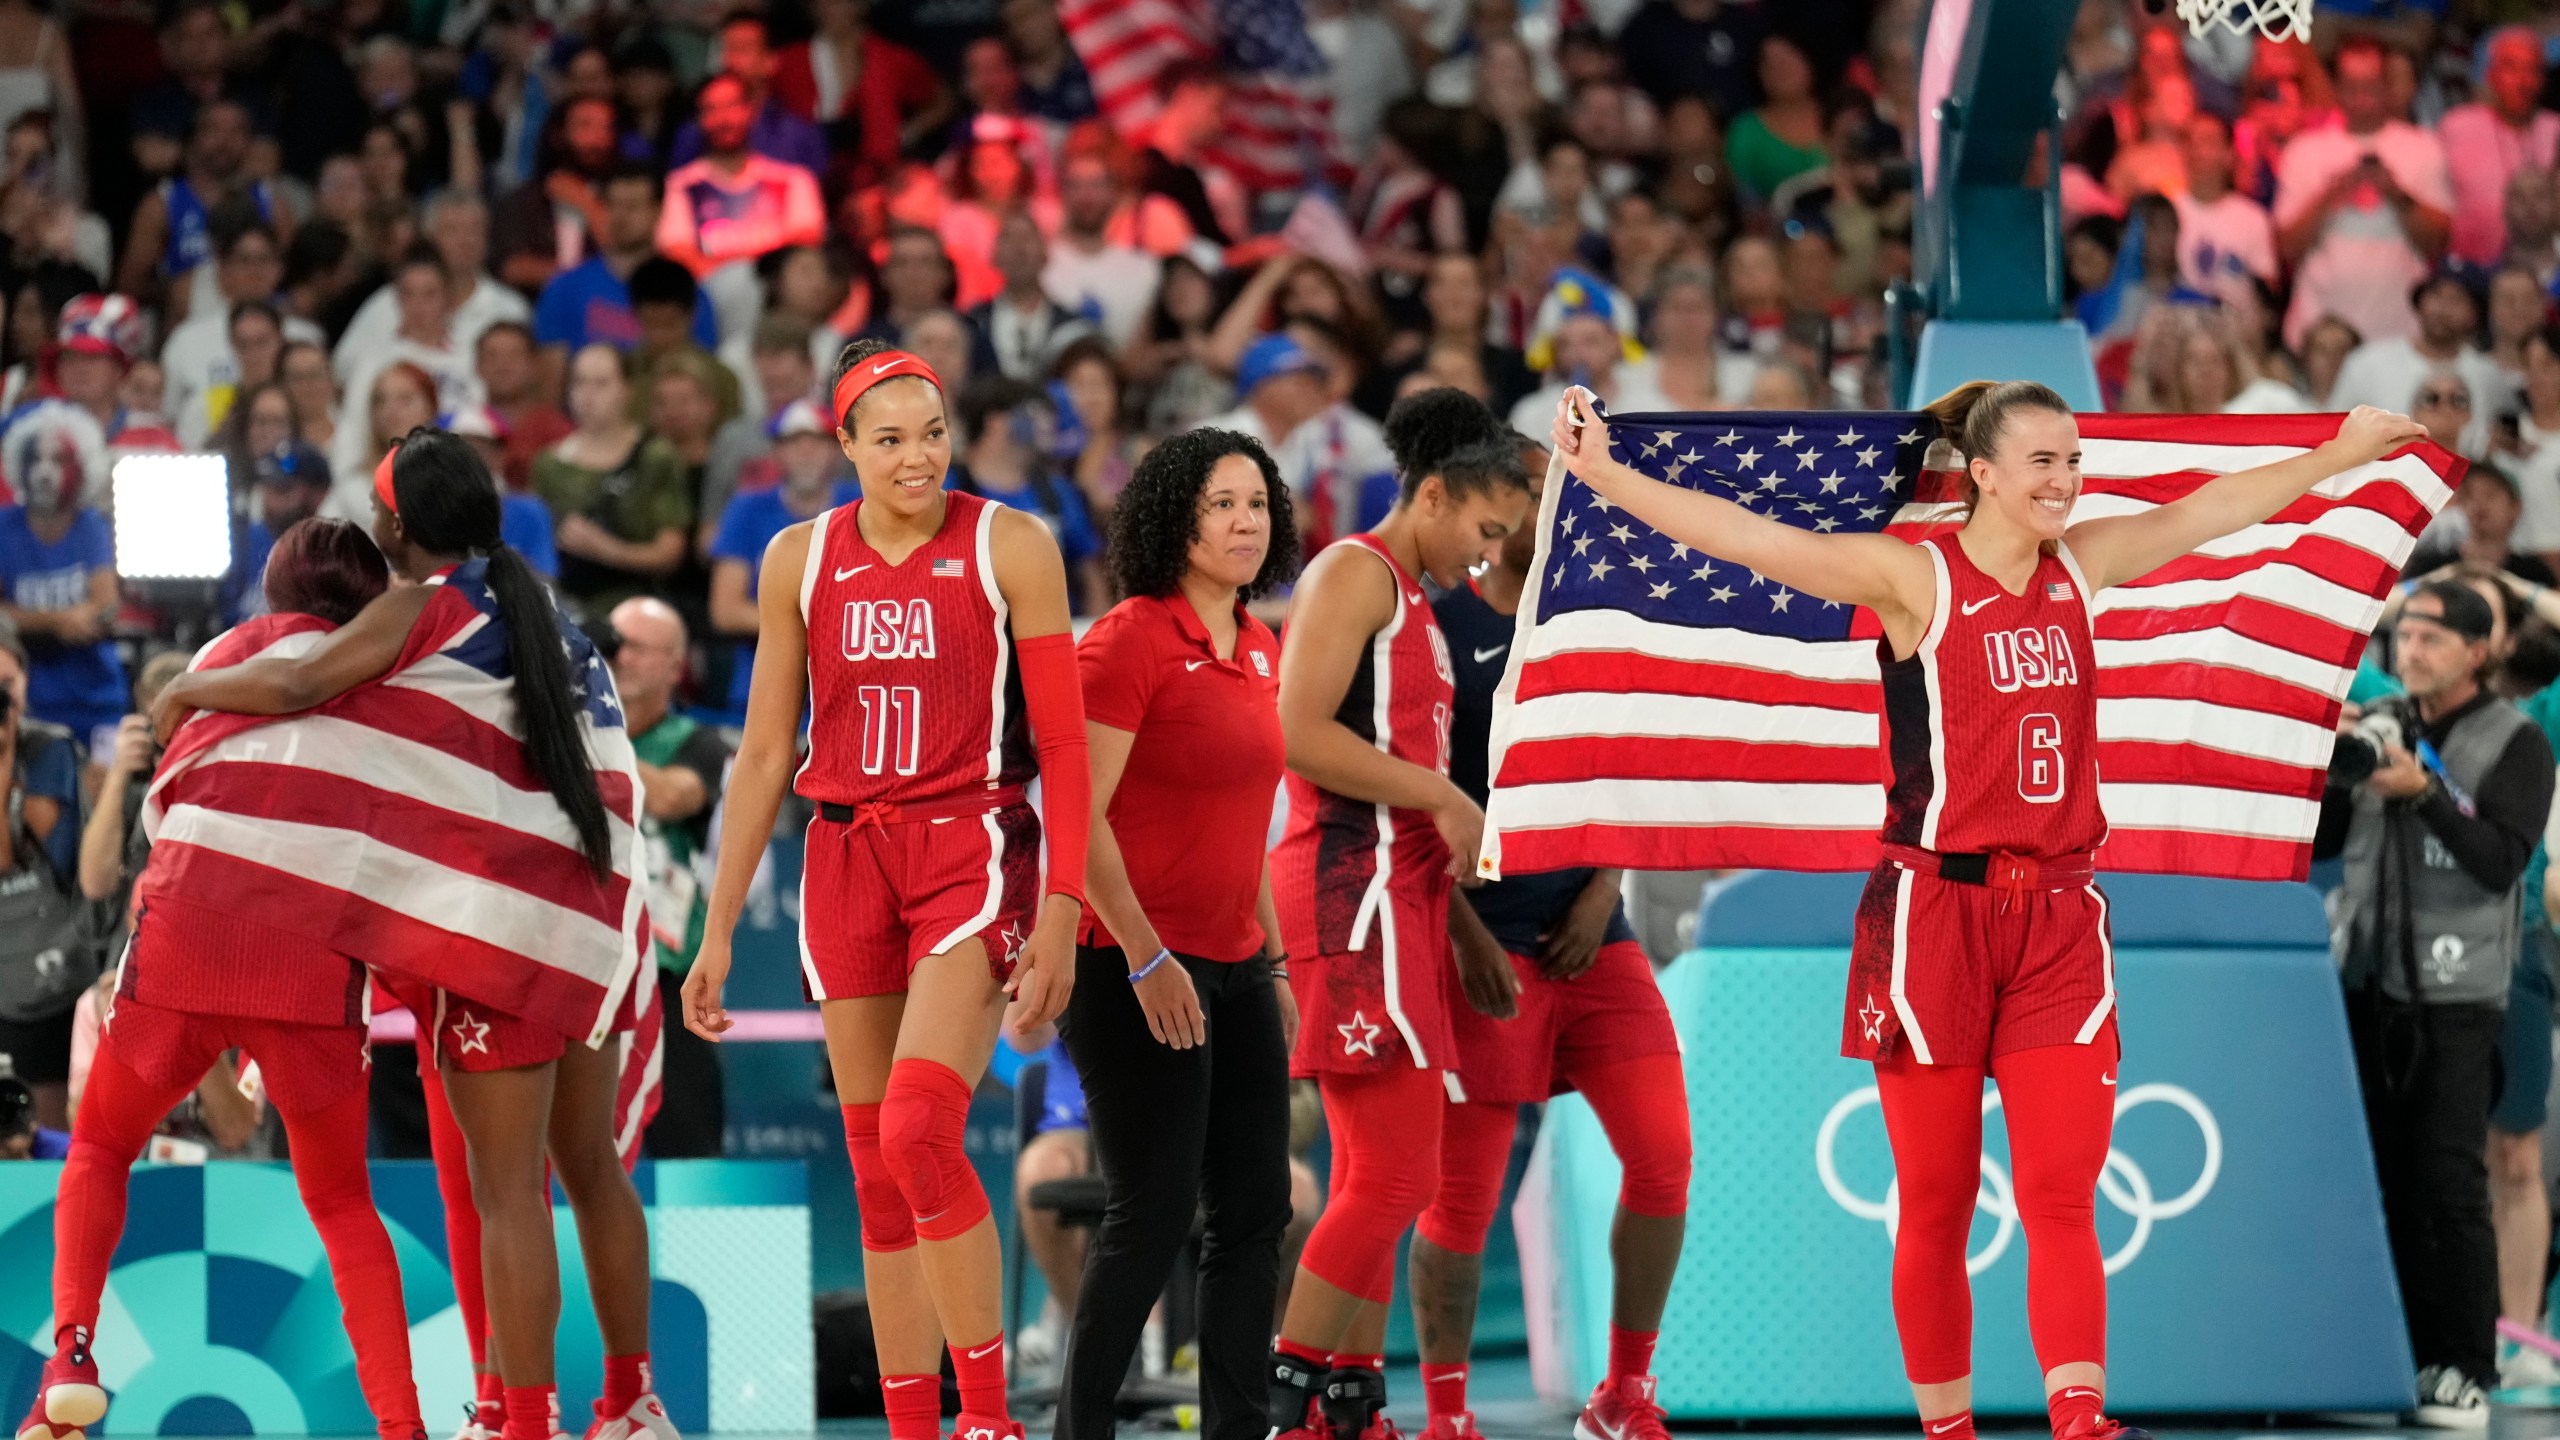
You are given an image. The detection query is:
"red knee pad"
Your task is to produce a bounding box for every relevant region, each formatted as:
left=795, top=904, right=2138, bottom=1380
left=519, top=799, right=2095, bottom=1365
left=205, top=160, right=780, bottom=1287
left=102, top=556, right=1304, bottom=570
left=878, top=1058, right=989, bottom=1242
left=1417, top=1102, right=1516, bottom=1255
left=842, top=1102, right=918, bottom=1251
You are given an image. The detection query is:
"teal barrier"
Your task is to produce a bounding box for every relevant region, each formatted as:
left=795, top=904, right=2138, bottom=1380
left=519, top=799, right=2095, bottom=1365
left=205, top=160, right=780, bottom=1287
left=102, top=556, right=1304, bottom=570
left=0, top=1160, right=813, bottom=1435
left=1528, top=872, right=2413, bottom=1417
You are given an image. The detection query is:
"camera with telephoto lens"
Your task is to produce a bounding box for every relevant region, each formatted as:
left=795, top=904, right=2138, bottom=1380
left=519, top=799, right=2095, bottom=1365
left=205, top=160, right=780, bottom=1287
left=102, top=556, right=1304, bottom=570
left=2331, top=703, right=2410, bottom=787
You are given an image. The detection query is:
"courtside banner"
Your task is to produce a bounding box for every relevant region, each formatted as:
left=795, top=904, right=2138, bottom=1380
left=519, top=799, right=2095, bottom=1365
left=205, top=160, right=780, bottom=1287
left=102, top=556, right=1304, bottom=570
left=1480, top=411, right=2462, bottom=883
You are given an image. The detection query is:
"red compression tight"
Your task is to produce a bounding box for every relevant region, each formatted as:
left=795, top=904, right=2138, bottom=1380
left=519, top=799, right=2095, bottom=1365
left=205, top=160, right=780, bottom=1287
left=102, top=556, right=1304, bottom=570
left=1418, top=1053, right=1691, bottom=1255
left=420, top=1063, right=492, bottom=1374
left=1299, top=1066, right=1445, bottom=1302
left=55, top=1043, right=421, bottom=1439
left=1875, top=1039, right=2118, bottom=1385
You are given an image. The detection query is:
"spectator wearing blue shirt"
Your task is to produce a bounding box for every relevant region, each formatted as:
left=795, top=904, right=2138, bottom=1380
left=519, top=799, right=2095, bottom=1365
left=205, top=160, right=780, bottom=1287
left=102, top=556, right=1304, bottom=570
left=220, top=445, right=335, bottom=624
left=666, top=12, right=831, bottom=180
left=0, top=408, right=124, bottom=759
left=533, top=165, right=719, bottom=383
left=707, top=400, right=855, bottom=718
left=947, top=375, right=1103, bottom=614
left=0, top=618, right=84, bottom=1126
left=444, top=405, right=562, bottom=579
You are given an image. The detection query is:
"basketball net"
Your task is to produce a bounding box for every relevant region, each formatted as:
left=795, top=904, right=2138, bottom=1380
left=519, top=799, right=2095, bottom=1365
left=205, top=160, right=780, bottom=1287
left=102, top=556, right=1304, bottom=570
left=2176, top=0, right=2313, bottom=43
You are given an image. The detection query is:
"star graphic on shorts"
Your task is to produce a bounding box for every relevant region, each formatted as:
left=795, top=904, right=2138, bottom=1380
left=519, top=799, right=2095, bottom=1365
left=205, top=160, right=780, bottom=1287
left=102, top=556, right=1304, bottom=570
left=450, top=1011, right=492, bottom=1056
left=992, top=923, right=1027, bottom=966
left=1338, top=1010, right=1382, bottom=1057
left=1857, top=995, right=1887, bottom=1044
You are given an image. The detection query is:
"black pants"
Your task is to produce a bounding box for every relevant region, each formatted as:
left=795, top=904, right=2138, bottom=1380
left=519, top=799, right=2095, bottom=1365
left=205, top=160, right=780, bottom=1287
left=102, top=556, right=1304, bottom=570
left=2351, top=993, right=2504, bottom=1386
left=644, top=967, right=727, bottom=1158
left=1056, top=945, right=1292, bottom=1440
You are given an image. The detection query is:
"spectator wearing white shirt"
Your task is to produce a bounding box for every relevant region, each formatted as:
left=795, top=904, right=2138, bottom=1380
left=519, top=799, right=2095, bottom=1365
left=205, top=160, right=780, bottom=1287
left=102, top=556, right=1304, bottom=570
left=2436, top=27, right=2557, bottom=271
left=2495, top=324, right=2560, bottom=562
left=330, top=191, right=529, bottom=388
left=160, top=222, right=324, bottom=446
left=330, top=244, right=484, bottom=491
left=1045, top=130, right=1160, bottom=351
left=2330, top=272, right=2505, bottom=455
left=2274, top=36, right=2451, bottom=349
left=1505, top=268, right=1668, bottom=435
left=2173, top=112, right=2277, bottom=300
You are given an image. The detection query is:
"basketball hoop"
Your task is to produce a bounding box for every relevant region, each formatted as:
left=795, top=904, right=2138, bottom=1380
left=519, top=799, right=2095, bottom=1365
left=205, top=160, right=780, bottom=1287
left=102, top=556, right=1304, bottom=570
left=2176, top=0, right=2313, bottom=43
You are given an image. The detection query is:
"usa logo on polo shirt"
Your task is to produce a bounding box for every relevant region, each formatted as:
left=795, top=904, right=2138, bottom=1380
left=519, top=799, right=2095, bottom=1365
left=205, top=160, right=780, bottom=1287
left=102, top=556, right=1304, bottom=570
left=1250, top=651, right=1270, bottom=676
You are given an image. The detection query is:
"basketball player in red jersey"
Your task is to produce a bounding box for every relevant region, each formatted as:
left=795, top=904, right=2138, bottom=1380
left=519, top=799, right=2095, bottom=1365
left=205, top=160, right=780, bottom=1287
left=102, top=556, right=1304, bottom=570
left=21, top=520, right=425, bottom=1440
left=680, top=339, right=1089, bottom=1440
left=1410, top=432, right=1691, bottom=1440
left=147, top=433, right=664, bottom=1440
left=1548, top=382, right=2424, bottom=1440
left=1266, top=436, right=1534, bottom=1440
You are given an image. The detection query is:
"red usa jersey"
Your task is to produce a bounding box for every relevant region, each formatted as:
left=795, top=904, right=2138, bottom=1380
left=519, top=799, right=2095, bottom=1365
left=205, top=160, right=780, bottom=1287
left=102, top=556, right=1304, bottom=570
left=795, top=489, right=1032, bottom=805
left=1878, top=537, right=2106, bottom=859
left=1273, top=534, right=1456, bottom=955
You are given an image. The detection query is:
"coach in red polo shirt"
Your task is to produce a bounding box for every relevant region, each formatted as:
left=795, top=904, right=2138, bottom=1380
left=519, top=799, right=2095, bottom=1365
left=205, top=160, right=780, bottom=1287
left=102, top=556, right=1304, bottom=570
left=1056, top=427, right=1300, bottom=1440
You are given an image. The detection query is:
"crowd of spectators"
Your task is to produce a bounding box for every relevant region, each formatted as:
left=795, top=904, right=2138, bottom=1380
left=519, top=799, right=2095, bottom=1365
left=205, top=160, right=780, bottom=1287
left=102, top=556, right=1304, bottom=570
left=12, top=0, right=2560, bottom=1371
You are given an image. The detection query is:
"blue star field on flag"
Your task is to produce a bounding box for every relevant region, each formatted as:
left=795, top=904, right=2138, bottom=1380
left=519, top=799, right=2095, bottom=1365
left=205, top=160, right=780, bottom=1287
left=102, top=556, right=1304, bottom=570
left=1215, top=0, right=1326, bottom=75
left=1541, top=412, right=1939, bottom=641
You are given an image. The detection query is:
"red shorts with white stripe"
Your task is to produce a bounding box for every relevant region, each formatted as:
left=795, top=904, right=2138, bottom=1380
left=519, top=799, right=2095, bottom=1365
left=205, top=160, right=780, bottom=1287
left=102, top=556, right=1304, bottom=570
left=799, top=801, right=1041, bottom=1001
left=1842, top=859, right=2117, bottom=1067
left=1290, top=875, right=1455, bottom=1077
left=103, top=991, right=371, bottom=1116
left=380, top=978, right=637, bottom=1074
left=1442, top=940, right=1682, bottom=1105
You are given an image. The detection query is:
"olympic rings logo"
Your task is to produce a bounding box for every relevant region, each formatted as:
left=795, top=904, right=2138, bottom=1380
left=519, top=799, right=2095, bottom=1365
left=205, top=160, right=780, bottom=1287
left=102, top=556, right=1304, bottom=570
left=1813, top=1082, right=2222, bottom=1276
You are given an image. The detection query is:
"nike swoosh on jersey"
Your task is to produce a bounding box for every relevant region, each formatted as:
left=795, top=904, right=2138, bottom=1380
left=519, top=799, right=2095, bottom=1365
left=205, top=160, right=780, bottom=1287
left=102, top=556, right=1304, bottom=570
left=1186, top=660, right=1211, bottom=671
left=836, top=564, right=873, bottom=581
left=1960, top=594, right=1997, bottom=616
left=1472, top=645, right=1508, bottom=663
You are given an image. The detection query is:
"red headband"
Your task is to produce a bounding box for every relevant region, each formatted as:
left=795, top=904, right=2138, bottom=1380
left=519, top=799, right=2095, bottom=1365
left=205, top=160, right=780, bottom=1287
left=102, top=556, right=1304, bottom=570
left=831, top=350, right=943, bottom=427
left=374, top=447, right=399, bottom=514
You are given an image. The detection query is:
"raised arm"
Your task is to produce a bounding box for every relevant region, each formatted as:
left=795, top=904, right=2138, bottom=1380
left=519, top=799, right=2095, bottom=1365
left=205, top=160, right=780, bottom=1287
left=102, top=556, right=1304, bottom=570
left=1278, top=543, right=1481, bottom=876
left=149, top=584, right=433, bottom=742
left=2063, top=405, right=2428, bottom=592
left=1548, top=390, right=1939, bottom=651
left=683, top=523, right=812, bottom=1040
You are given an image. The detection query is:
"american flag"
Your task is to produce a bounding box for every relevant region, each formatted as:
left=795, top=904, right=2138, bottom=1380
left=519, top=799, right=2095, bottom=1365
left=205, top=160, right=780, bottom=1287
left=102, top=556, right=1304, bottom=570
left=1481, top=411, right=2462, bottom=884
left=141, top=566, right=650, bottom=1046
left=1058, top=0, right=1338, bottom=196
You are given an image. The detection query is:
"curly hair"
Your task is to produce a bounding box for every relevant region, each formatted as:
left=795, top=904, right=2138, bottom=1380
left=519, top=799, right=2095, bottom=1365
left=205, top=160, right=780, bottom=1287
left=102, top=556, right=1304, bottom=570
left=1108, top=427, right=1300, bottom=601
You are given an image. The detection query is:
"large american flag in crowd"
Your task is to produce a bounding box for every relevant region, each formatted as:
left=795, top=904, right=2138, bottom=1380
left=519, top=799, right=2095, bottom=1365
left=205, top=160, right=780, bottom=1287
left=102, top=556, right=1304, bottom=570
left=1057, top=0, right=1339, bottom=195
left=140, top=570, right=653, bottom=1047
left=1480, top=410, right=2462, bottom=883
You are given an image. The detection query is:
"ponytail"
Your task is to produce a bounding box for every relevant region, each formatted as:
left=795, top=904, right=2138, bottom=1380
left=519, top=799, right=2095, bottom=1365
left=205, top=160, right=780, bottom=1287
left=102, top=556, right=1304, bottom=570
left=385, top=428, right=615, bottom=880
left=1921, top=379, right=2073, bottom=465
left=482, top=542, right=616, bottom=880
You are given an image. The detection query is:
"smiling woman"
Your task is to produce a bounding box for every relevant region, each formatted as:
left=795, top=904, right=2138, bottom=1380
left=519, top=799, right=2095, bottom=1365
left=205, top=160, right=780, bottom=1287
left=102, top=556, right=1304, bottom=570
left=682, top=335, right=1091, bottom=1440
left=1548, top=381, right=2426, bottom=1440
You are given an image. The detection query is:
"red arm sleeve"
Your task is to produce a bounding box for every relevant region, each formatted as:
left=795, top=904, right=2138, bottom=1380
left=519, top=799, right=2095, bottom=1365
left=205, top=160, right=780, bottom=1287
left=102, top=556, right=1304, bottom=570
left=1017, top=631, right=1089, bottom=904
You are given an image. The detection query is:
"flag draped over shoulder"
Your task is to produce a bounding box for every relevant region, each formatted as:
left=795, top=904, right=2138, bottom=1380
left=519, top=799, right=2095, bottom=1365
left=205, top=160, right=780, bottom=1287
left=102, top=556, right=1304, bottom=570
left=1058, top=0, right=1337, bottom=197
left=140, top=565, right=649, bottom=1046
left=1480, top=410, right=2463, bottom=884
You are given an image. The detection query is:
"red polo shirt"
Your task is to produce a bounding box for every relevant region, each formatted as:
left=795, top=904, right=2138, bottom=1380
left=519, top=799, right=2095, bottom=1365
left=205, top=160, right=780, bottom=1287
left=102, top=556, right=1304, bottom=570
left=1077, top=592, right=1284, bottom=963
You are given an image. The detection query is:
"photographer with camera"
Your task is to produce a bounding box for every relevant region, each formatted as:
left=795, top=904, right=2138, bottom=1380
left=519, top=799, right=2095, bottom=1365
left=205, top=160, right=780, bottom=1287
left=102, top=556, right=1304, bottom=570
left=0, top=1054, right=67, bottom=1159
left=2320, top=579, right=2558, bottom=1419
left=0, top=615, right=102, bottom=1133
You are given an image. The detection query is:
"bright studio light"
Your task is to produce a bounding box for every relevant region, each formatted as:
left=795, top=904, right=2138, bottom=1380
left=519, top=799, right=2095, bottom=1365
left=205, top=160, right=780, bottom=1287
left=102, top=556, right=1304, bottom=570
left=112, top=453, right=232, bottom=581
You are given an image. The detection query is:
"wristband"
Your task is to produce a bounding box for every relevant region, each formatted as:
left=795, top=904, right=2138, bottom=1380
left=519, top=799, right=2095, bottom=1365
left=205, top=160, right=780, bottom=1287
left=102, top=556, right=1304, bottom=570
left=1129, top=948, right=1172, bottom=982
left=1267, top=964, right=1290, bottom=981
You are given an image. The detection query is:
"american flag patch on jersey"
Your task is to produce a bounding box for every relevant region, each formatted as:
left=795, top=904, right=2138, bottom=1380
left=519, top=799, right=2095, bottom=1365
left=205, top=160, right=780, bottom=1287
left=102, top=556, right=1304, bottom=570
left=2047, top=581, right=2075, bottom=601
left=932, top=558, right=965, bottom=577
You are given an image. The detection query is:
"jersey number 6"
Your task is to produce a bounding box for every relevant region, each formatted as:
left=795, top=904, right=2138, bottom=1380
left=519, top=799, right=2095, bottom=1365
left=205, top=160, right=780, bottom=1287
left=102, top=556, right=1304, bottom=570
left=2018, top=712, right=2065, bottom=805
left=858, top=684, right=923, bottom=776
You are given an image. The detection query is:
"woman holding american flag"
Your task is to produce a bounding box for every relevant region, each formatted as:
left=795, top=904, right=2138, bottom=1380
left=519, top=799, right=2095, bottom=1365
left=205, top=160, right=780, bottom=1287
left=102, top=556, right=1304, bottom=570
left=1546, top=382, right=2422, bottom=1440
